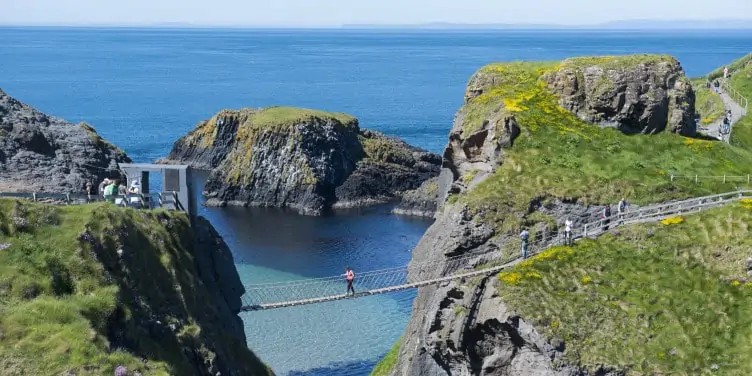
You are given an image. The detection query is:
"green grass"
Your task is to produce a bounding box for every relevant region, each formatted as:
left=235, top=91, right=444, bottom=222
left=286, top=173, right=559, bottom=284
left=691, top=79, right=725, bottom=125
left=358, top=132, right=416, bottom=166
left=248, top=106, right=356, bottom=130
left=0, top=200, right=272, bottom=376
left=727, top=63, right=752, bottom=149
left=453, top=59, right=752, bottom=233
left=370, top=338, right=401, bottom=376
left=495, top=201, right=752, bottom=375
left=558, top=54, right=676, bottom=71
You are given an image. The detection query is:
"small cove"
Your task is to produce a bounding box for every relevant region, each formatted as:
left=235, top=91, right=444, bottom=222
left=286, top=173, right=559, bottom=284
left=191, top=171, right=429, bottom=375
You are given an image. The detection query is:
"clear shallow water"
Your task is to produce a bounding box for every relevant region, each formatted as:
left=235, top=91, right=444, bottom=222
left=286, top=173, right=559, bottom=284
left=1, top=27, right=752, bottom=375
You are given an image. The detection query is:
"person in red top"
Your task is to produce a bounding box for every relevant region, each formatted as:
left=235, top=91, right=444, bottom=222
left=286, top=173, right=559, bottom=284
left=344, top=266, right=355, bottom=295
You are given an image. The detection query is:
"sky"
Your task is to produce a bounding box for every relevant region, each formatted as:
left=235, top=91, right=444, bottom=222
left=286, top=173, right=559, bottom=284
left=1, top=0, right=751, bottom=27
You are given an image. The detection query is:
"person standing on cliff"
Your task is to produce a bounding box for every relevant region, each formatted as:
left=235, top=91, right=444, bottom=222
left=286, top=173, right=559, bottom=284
left=602, top=205, right=612, bottom=232
left=520, top=229, right=530, bottom=259
left=564, top=218, right=573, bottom=246
left=344, top=266, right=355, bottom=295
left=724, top=66, right=729, bottom=79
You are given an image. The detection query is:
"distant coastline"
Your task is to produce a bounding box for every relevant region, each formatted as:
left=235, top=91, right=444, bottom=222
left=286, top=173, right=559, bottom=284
left=2, top=19, right=752, bottom=30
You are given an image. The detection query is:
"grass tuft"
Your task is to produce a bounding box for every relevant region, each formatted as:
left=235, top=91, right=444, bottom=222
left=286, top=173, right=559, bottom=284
left=370, top=337, right=402, bottom=376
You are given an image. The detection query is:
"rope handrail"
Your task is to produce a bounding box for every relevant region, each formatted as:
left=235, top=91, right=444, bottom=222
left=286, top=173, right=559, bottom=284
left=241, top=190, right=751, bottom=309
left=243, top=189, right=750, bottom=289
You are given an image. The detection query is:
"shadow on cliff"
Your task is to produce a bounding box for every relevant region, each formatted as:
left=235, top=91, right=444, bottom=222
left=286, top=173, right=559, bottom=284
left=79, top=208, right=270, bottom=375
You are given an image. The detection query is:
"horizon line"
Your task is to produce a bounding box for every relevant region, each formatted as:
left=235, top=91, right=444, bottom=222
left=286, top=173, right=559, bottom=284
left=2, top=18, right=752, bottom=30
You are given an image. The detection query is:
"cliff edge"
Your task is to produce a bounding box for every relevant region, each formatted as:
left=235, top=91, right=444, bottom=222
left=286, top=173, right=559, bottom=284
left=383, top=55, right=752, bottom=376
left=0, top=88, right=131, bottom=192
left=160, top=107, right=441, bottom=215
left=0, top=200, right=273, bottom=375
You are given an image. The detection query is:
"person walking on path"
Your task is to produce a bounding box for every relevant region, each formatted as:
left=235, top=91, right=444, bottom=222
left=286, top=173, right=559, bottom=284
left=564, top=218, right=573, bottom=246
left=520, top=229, right=530, bottom=259
left=724, top=66, right=729, bottom=79
left=344, top=266, right=355, bottom=295
left=602, top=205, right=612, bottom=232
left=84, top=181, right=93, bottom=202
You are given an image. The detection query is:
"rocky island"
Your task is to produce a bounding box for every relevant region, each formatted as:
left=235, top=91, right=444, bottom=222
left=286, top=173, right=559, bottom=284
left=160, top=106, right=441, bottom=215
left=376, top=54, right=752, bottom=375
left=0, top=88, right=130, bottom=193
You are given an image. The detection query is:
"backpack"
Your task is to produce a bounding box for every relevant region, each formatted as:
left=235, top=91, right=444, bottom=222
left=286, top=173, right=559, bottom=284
left=521, top=231, right=529, bottom=241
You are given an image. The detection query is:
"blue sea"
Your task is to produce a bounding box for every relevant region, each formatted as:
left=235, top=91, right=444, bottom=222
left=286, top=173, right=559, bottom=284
left=1, top=27, right=751, bottom=375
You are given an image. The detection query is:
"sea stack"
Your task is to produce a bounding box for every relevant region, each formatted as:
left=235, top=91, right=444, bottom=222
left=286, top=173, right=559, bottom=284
left=160, top=106, right=441, bottom=215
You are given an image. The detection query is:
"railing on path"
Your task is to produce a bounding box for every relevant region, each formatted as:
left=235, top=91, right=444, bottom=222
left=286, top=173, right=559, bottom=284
left=0, top=191, right=185, bottom=212
left=669, top=174, right=752, bottom=185
left=241, top=190, right=752, bottom=310
left=720, top=79, right=749, bottom=113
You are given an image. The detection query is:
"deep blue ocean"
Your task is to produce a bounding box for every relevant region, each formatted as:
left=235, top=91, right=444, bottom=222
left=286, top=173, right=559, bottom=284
left=1, top=27, right=751, bottom=375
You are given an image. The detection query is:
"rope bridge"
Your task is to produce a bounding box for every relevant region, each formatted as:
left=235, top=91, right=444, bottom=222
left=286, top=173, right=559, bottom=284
left=241, top=190, right=752, bottom=310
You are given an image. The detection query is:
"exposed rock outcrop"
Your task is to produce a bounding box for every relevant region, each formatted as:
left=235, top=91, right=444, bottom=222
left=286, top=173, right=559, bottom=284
left=389, top=55, right=700, bottom=375
left=0, top=88, right=131, bottom=192
left=391, top=177, right=439, bottom=218
left=544, top=55, right=695, bottom=136
left=161, top=107, right=441, bottom=215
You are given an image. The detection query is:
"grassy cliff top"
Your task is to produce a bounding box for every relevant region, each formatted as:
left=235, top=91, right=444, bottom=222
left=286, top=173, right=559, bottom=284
left=186, top=106, right=357, bottom=149
left=453, top=58, right=752, bottom=233
left=496, top=200, right=752, bottom=375
left=0, top=200, right=271, bottom=375
left=556, top=54, right=677, bottom=71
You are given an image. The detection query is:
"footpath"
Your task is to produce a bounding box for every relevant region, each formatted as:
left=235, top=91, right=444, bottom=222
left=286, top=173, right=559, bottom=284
left=703, top=85, right=746, bottom=142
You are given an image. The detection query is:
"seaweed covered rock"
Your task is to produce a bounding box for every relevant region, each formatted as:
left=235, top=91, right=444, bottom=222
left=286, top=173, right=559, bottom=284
left=0, top=200, right=273, bottom=375
left=161, top=107, right=440, bottom=215
left=0, top=88, right=130, bottom=192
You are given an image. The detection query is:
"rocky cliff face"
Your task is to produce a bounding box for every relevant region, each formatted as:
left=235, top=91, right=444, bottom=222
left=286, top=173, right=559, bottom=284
left=388, top=55, right=700, bottom=375
left=162, top=107, right=441, bottom=215
left=0, top=199, right=273, bottom=375
left=0, top=88, right=131, bottom=192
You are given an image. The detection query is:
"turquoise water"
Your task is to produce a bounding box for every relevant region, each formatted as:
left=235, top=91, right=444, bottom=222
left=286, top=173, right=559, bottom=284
left=1, top=27, right=752, bottom=375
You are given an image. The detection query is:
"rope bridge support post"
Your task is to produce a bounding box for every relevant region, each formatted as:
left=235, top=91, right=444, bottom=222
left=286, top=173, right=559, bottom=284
left=32, top=192, right=36, bottom=202
left=723, top=175, right=726, bottom=183
left=695, top=175, right=698, bottom=184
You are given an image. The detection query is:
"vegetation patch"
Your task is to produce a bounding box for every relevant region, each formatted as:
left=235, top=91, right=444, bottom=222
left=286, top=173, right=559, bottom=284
left=691, top=78, right=725, bottom=125
left=0, top=200, right=271, bottom=376
left=453, top=58, right=752, bottom=234
left=370, top=337, right=402, bottom=376
left=79, top=122, right=125, bottom=155
left=556, top=54, right=677, bottom=72
left=496, top=203, right=752, bottom=375
left=725, top=60, right=752, bottom=150
left=359, top=132, right=415, bottom=166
